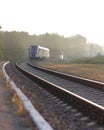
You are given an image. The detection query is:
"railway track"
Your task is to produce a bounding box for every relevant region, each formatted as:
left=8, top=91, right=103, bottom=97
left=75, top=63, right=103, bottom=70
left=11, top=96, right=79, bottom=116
left=15, top=61, right=104, bottom=127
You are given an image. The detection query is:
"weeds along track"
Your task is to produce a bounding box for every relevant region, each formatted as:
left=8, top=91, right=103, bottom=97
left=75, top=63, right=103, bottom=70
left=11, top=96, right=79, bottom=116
left=16, top=61, right=104, bottom=125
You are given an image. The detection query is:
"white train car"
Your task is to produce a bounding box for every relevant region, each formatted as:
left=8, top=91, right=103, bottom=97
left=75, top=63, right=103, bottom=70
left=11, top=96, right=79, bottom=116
left=28, top=45, right=50, bottom=59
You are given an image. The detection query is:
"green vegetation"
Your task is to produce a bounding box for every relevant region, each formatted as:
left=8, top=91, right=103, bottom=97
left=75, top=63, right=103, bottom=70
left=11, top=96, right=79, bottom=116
left=0, top=31, right=103, bottom=62
left=71, top=56, right=104, bottom=64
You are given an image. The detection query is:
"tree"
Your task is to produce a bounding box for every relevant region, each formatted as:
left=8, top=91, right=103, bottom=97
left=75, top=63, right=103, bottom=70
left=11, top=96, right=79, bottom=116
left=1, top=31, right=103, bottom=61
left=2, top=31, right=24, bottom=61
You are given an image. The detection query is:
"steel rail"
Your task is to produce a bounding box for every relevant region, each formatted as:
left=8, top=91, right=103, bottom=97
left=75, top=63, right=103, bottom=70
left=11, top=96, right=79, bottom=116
left=3, top=62, right=53, bottom=130
left=27, top=62, right=104, bottom=91
left=16, top=62, right=104, bottom=125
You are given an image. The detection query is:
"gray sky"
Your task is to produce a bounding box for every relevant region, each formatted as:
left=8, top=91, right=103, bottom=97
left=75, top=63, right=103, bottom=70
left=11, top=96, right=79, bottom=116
left=1, top=0, right=104, bottom=45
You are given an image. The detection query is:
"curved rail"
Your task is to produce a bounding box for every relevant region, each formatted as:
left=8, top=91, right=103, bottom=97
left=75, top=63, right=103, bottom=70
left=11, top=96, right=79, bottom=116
left=3, top=62, right=53, bottom=130
left=16, top=62, right=104, bottom=125
left=27, top=62, right=104, bottom=91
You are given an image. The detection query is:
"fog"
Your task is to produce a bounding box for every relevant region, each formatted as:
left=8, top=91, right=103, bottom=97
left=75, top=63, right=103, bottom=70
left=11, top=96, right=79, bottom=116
left=0, top=31, right=103, bottom=61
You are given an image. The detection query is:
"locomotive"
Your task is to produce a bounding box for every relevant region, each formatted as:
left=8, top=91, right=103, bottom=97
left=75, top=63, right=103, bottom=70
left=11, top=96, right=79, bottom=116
left=28, top=45, right=50, bottom=59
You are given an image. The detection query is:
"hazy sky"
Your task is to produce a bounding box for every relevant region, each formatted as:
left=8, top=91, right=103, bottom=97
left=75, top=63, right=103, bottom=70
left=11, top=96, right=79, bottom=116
left=1, top=0, right=104, bottom=45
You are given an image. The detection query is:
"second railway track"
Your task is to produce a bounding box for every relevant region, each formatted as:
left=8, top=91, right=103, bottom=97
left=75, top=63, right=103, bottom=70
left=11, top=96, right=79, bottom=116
left=15, top=61, right=104, bottom=127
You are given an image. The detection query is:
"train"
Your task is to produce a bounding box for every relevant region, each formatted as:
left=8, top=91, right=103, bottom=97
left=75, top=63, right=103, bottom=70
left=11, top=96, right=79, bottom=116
left=28, top=45, right=50, bottom=59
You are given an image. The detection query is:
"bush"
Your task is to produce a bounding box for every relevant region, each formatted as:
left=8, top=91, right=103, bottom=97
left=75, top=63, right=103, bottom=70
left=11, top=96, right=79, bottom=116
left=70, top=56, right=104, bottom=64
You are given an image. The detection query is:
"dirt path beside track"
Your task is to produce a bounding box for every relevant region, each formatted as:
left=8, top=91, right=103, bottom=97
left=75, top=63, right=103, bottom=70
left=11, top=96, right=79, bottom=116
left=0, top=61, right=35, bottom=130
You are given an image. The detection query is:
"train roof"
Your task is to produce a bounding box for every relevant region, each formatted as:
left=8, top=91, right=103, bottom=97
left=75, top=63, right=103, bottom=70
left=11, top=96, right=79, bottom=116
left=30, top=45, right=49, bottom=51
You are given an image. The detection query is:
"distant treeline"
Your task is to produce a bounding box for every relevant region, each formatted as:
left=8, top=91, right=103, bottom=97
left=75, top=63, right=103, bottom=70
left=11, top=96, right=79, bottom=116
left=0, top=31, right=103, bottom=61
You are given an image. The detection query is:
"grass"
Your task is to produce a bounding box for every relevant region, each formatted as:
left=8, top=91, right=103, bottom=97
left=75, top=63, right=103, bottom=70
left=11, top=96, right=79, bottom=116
left=0, top=62, right=37, bottom=129
left=6, top=81, right=25, bottom=115
left=6, top=81, right=37, bottom=129
left=34, top=56, right=104, bottom=82
left=71, top=55, right=104, bottom=64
